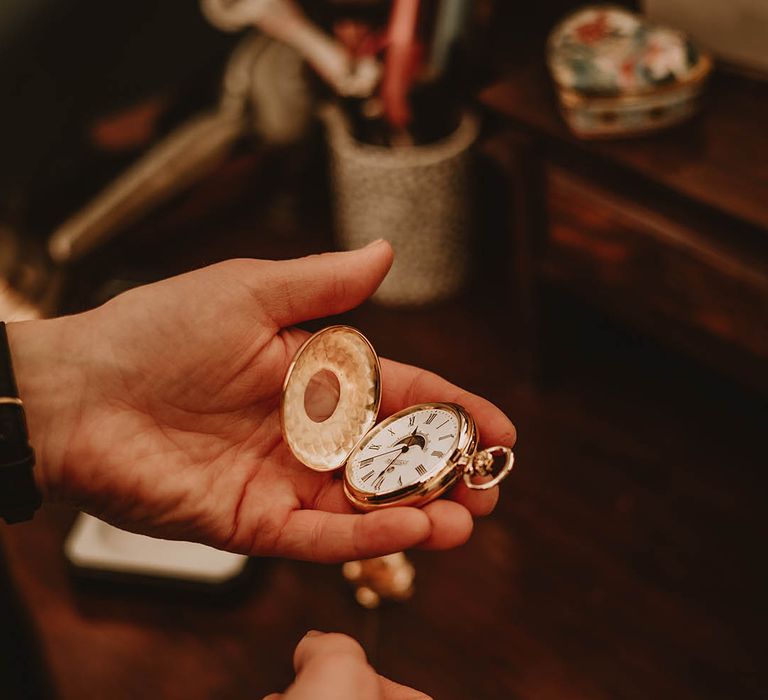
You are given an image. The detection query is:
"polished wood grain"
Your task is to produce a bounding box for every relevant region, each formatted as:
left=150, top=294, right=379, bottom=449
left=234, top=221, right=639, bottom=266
left=479, top=54, right=768, bottom=392
left=480, top=62, right=768, bottom=234
left=543, top=165, right=768, bottom=386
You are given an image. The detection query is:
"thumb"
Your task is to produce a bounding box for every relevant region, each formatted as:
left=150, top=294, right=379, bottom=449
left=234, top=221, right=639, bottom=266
left=285, top=632, right=381, bottom=700
left=252, top=241, right=393, bottom=328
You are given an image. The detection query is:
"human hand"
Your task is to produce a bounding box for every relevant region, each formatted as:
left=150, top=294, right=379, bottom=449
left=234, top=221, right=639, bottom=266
left=8, top=241, right=516, bottom=561
left=263, top=631, right=430, bottom=700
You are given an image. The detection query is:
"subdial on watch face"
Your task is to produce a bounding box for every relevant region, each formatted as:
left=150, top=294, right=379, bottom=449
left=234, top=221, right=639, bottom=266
left=348, top=407, right=460, bottom=494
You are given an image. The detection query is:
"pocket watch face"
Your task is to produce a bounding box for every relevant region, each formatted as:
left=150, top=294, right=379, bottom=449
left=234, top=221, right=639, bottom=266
left=346, top=404, right=466, bottom=499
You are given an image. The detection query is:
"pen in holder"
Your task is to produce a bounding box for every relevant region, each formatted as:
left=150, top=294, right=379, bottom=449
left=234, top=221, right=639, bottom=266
left=321, top=104, right=479, bottom=307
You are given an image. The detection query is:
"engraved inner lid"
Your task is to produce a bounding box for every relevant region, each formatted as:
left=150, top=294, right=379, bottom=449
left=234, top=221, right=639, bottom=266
left=280, top=326, right=381, bottom=472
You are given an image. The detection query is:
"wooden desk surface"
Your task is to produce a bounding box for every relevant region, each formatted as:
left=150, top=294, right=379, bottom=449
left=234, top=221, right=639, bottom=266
left=480, top=61, right=768, bottom=235
left=1, top=161, right=766, bottom=700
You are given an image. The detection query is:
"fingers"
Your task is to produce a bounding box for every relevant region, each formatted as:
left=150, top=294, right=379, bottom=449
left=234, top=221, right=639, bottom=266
left=378, top=675, right=434, bottom=700
left=298, top=480, right=484, bottom=557
left=379, top=358, right=517, bottom=449
left=273, top=508, right=431, bottom=563
left=270, top=497, right=481, bottom=561
left=282, top=632, right=380, bottom=700
left=447, top=480, right=500, bottom=517
left=245, top=241, right=394, bottom=328
left=308, top=477, right=498, bottom=520
left=417, top=500, right=473, bottom=550
left=293, top=632, right=368, bottom=671
left=265, top=633, right=430, bottom=700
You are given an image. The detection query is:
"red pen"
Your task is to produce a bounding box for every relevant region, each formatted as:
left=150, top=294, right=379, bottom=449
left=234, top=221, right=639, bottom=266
left=381, top=0, right=422, bottom=130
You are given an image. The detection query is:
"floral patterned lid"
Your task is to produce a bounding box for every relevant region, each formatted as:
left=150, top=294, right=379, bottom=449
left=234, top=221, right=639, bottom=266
left=548, top=4, right=705, bottom=96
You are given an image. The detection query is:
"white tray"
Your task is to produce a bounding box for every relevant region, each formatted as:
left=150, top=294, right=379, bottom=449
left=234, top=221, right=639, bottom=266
left=64, top=513, right=248, bottom=585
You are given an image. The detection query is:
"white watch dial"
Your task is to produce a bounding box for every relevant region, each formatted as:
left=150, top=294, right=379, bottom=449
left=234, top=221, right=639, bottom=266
left=347, top=406, right=460, bottom=495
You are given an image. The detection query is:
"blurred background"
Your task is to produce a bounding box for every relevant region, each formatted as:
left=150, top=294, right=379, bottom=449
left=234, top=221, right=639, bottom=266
left=1, top=1, right=766, bottom=698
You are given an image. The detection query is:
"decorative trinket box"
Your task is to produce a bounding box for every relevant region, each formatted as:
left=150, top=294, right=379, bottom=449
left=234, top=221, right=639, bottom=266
left=547, top=4, right=712, bottom=138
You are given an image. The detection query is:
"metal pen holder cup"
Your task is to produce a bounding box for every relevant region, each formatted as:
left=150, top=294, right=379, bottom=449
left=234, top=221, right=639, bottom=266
left=322, top=105, right=479, bottom=306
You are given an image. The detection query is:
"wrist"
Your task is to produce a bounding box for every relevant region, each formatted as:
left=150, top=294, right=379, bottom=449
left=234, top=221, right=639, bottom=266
left=6, top=317, right=87, bottom=501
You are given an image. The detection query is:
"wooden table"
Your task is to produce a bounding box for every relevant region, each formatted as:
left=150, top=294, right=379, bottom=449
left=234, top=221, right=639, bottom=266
left=480, top=59, right=768, bottom=391
left=1, top=125, right=766, bottom=699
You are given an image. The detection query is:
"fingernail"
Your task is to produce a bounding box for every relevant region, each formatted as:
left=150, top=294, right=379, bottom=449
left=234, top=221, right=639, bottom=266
left=363, top=238, right=385, bottom=249
left=304, top=630, right=323, bottom=638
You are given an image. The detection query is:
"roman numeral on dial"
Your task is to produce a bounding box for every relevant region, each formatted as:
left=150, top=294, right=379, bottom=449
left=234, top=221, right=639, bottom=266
left=361, top=470, right=374, bottom=482
left=431, top=451, right=444, bottom=458
left=359, top=457, right=374, bottom=468
left=415, top=464, right=427, bottom=476
left=425, top=413, right=436, bottom=425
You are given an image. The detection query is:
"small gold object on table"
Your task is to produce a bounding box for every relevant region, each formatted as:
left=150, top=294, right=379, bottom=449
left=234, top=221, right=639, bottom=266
left=342, top=552, right=416, bottom=609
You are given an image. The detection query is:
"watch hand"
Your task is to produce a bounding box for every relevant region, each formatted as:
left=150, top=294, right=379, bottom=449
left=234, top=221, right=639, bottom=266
left=396, top=427, right=419, bottom=447
left=366, top=446, right=409, bottom=460
left=376, top=448, right=406, bottom=479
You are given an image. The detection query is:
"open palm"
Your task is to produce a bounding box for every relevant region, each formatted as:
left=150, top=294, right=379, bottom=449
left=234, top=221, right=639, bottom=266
left=17, top=242, right=516, bottom=562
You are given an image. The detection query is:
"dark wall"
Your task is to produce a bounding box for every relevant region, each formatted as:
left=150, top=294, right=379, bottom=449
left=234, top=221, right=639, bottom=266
left=0, top=1, right=235, bottom=207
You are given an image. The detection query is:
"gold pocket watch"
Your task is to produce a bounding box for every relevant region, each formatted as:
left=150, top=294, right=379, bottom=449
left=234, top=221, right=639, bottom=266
left=281, top=326, right=515, bottom=511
